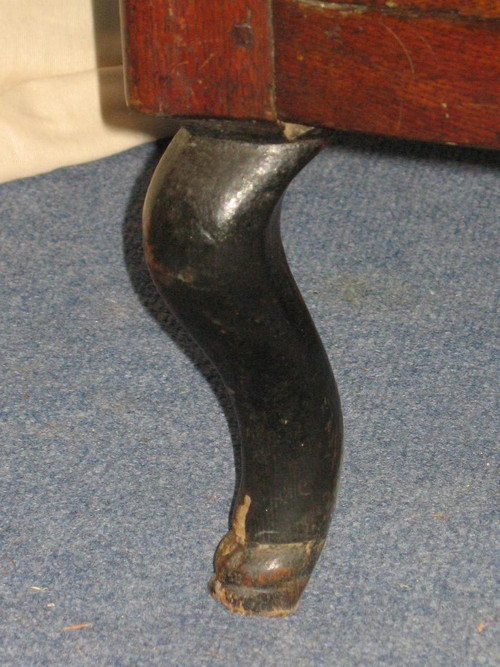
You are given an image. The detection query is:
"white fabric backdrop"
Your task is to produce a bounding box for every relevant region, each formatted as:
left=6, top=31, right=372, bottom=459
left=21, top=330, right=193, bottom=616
left=0, top=0, right=175, bottom=183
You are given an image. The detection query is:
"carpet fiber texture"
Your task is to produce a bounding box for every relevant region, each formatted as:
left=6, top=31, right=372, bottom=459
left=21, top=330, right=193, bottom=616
left=1, top=135, right=498, bottom=665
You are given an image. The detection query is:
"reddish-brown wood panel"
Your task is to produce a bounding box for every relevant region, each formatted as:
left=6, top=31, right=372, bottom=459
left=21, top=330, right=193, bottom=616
left=274, top=0, right=500, bottom=148
left=120, top=0, right=276, bottom=121
left=318, top=0, right=500, bottom=19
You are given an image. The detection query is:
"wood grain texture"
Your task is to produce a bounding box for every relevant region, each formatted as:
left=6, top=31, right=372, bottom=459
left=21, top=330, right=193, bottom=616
left=120, top=0, right=276, bottom=121
left=274, top=0, right=500, bottom=148
left=316, top=0, right=500, bottom=19
left=120, top=0, right=500, bottom=149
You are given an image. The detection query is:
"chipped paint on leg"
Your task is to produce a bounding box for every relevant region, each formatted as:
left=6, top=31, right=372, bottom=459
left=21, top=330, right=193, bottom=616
left=233, top=494, right=251, bottom=544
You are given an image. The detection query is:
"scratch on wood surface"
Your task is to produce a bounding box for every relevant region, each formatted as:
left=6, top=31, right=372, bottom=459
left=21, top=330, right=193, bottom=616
left=298, top=0, right=369, bottom=14
left=417, top=34, right=438, bottom=64
left=380, top=21, right=416, bottom=79
left=199, top=53, right=216, bottom=71
left=169, top=60, right=189, bottom=77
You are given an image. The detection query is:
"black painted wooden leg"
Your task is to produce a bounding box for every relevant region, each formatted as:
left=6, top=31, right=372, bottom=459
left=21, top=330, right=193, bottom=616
left=143, top=126, right=343, bottom=616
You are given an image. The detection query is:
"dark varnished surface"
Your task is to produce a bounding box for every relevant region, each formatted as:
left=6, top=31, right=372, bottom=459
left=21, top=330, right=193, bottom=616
left=142, top=128, right=343, bottom=615
left=119, top=0, right=498, bottom=618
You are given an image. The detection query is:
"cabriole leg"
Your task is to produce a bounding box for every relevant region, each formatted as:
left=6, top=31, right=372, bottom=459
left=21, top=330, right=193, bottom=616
left=143, top=126, right=343, bottom=616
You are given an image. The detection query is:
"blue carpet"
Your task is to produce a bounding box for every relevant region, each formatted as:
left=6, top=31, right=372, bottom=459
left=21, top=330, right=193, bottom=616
left=1, top=135, right=498, bottom=665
